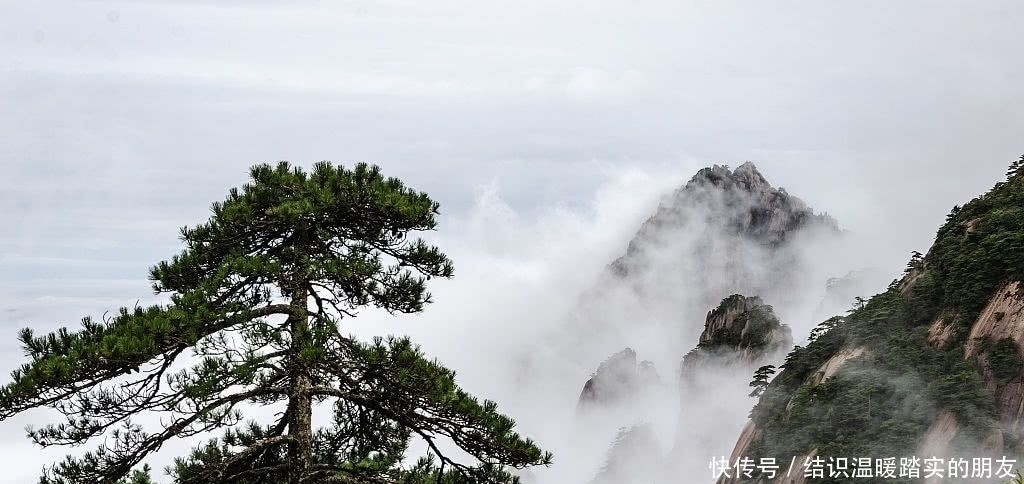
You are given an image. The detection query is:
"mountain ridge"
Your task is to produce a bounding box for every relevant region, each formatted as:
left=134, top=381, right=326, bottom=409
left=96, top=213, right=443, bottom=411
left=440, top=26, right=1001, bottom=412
left=717, top=155, right=1024, bottom=484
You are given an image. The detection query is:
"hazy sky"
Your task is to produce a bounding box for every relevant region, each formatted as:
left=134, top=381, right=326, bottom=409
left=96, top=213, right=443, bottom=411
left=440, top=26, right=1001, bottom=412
left=1, top=1, right=1023, bottom=482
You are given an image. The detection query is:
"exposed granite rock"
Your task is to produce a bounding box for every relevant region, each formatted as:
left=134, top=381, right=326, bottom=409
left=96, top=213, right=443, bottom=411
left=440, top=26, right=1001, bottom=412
left=550, top=162, right=842, bottom=379
left=810, top=346, right=867, bottom=386
left=550, top=163, right=846, bottom=483
left=915, top=409, right=1003, bottom=484
left=965, top=281, right=1024, bottom=442
left=927, top=316, right=957, bottom=348
left=964, top=281, right=1024, bottom=356
left=682, top=294, right=793, bottom=373
left=918, top=408, right=960, bottom=460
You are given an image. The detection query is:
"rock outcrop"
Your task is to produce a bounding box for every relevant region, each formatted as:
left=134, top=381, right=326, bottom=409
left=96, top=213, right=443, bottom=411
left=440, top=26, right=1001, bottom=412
left=681, top=294, right=793, bottom=373
left=577, top=348, right=660, bottom=410
left=552, top=162, right=841, bottom=370
left=666, top=295, right=793, bottom=479
left=965, top=281, right=1024, bottom=441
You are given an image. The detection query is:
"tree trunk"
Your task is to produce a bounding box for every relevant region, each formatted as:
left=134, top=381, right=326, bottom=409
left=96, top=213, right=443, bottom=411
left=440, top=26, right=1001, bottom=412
left=287, top=267, right=313, bottom=484
left=288, top=372, right=313, bottom=484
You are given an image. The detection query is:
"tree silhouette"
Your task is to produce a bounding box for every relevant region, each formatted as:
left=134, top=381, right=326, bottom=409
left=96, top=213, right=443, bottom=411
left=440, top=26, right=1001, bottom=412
left=1006, top=154, right=1024, bottom=179
left=1, top=162, right=551, bottom=484
left=749, top=365, right=777, bottom=397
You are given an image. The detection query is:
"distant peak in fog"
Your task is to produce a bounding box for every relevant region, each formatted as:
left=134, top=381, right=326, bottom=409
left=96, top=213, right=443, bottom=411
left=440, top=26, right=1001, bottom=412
left=576, top=347, right=660, bottom=411
left=681, top=161, right=838, bottom=237
left=610, top=162, right=838, bottom=279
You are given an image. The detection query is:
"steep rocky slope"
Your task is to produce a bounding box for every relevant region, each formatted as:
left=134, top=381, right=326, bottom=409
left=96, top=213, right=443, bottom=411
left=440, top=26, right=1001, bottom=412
left=718, top=156, right=1024, bottom=484
left=681, top=294, right=793, bottom=373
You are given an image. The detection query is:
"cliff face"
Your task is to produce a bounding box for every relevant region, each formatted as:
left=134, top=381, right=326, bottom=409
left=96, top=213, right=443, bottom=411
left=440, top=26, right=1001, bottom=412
left=573, top=348, right=674, bottom=484
left=719, top=159, right=1024, bottom=484
left=682, top=294, right=793, bottom=372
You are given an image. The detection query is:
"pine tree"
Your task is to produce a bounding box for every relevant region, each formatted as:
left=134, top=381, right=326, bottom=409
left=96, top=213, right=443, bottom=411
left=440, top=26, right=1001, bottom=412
left=904, top=250, right=924, bottom=275
left=1006, top=153, right=1024, bottom=179
left=748, top=365, right=776, bottom=397
left=0, top=162, right=552, bottom=484
left=808, top=316, right=843, bottom=343
left=848, top=296, right=867, bottom=313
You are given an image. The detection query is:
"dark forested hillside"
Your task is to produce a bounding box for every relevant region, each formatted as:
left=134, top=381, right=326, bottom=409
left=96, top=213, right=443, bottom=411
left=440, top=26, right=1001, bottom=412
left=720, top=155, right=1024, bottom=484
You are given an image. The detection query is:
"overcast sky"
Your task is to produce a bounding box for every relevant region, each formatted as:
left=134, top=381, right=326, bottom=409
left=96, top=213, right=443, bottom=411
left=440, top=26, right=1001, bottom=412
left=1, top=0, right=1023, bottom=481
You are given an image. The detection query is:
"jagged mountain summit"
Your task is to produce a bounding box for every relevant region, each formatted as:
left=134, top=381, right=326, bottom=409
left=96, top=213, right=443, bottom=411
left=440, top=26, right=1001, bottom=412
left=609, top=161, right=838, bottom=279
left=717, top=156, right=1024, bottom=484
left=557, top=161, right=843, bottom=363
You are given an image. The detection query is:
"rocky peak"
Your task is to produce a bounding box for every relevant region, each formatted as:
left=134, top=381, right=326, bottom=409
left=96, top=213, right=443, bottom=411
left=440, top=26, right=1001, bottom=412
left=686, top=161, right=769, bottom=192
left=699, top=294, right=764, bottom=346
left=691, top=294, right=792, bottom=359
left=577, top=348, right=659, bottom=409
left=610, top=162, right=836, bottom=278
left=733, top=161, right=768, bottom=188
left=669, top=295, right=793, bottom=474
left=680, top=162, right=819, bottom=227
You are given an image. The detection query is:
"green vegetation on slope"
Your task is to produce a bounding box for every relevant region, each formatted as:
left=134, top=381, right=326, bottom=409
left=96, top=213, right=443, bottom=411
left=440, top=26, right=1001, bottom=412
left=742, top=155, right=1024, bottom=483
